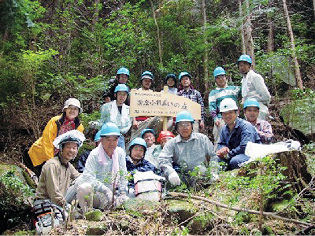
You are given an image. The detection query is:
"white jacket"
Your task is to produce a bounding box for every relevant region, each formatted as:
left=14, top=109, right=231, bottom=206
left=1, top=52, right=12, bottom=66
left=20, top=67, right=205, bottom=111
left=100, top=101, right=132, bottom=134
left=241, top=70, right=271, bottom=105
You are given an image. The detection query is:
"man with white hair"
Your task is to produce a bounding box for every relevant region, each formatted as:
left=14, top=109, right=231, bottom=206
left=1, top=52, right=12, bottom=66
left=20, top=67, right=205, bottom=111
left=216, top=98, right=261, bottom=170
left=76, top=122, right=128, bottom=211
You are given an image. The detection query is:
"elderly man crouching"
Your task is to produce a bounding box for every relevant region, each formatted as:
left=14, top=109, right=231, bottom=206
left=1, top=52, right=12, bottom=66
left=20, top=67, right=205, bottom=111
left=158, top=111, right=219, bottom=186
left=76, top=122, right=128, bottom=212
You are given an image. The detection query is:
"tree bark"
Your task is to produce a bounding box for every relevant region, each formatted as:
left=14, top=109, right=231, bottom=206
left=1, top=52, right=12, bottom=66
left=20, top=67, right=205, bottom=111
left=238, top=0, right=246, bottom=54
left=244, top=0, right=255, bottom=68
left=267, top=2, right=275, bottom=53
left=201, top=0, right=209, bottom=93
left=282, top=0, right=303, bottom=90
left=149, top=0, right=163, bottom=66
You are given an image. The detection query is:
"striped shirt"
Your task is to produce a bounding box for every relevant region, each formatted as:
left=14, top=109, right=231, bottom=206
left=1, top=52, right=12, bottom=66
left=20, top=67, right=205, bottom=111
left=177, top=88, right=205, bottom=120
left=208, top=85, right=241, bottom=121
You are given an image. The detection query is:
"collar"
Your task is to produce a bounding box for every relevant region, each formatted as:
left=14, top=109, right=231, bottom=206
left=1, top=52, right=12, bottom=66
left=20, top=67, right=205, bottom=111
left=215, top=84, right=228, bottom=90
left=58, top=154, right=69, bottom=168
left=175, top=132, right=197, bottom=143
left=126, top=155, right=144, bottom=166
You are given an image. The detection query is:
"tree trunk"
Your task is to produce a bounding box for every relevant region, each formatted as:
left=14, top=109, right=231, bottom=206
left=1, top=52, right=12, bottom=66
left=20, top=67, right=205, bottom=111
left=92, top=0, right=100, bottom=27
left=244, top=0, right=255, bottom=68
left=282, top=0, right=303, bottom=90
left=313, top=0, right=315, bottom=18
left=238, top=0, right=246, bottom=54
left=201, top=0, right=209, bottom=93
left=149, top=0, right=163, bottom=66
left=267, top=0, right=275, bottom=53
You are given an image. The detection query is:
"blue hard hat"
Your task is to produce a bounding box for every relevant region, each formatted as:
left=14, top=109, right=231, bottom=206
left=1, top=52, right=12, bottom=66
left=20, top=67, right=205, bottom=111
left=237, top=55, right=252, bottom=64
left=117, top=67, right=130, bottom=76
left=213, top=67, right=226, bottom=78
left=175, top=110, right=194, bottom=123
left=100, top=122, right=121, bottom=137
left=165, top=73, right=177, bottom=84
left=94, top=130, right=101, bottom=142
left=178, top=72, right=192, bottom=82
left=244, top=99, right=260, bottom=109
left=140, top=129, right=155, bottom=138
left=114, top=84, right=129, bottom=93
left=129, top=137, right=147, bottom=152
left=141, top=71, right=154, bottom=80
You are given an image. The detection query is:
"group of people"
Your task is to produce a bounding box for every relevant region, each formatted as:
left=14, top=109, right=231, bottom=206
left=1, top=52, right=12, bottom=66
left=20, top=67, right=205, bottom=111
left=25, top=54, right=275, bottom=232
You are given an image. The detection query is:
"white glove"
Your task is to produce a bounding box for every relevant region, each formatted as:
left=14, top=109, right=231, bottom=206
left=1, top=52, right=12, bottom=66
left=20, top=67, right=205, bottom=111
left=98, top=184, right=113, bottom=202
left=115, top=193, right=129, bottom=207
left=168, top=172, right=181, bottom=186
left=196, top=165, right=207, bottom=174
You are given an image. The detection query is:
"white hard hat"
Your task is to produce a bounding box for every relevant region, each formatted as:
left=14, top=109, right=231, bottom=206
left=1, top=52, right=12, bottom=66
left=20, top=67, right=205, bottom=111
left=220, top=98, right=238, bottom=113
left=53, top=130, right=85, bottom=149
left=63, top=98, right=82, bottom=113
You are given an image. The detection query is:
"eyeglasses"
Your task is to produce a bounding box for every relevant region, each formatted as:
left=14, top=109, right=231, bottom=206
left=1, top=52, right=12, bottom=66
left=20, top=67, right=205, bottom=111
left=177, top=122, right=191, bottom=128
left=67, top=106, right=79, bottom=111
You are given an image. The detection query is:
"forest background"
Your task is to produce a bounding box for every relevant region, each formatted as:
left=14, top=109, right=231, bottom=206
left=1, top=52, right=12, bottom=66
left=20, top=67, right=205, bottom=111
left=0, top=0, right=314, bottom=234
left=0, top=0, right=314, bottom=146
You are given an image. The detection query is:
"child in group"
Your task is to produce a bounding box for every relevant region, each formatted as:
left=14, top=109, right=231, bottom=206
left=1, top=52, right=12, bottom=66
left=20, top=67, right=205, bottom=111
left=126, top=137, right=157, bottom=195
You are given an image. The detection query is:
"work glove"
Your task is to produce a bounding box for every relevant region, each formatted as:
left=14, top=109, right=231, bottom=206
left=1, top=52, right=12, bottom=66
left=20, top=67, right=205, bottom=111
left=168, top=172, right=181, bottom=186
left=114, top=193, right=129, bottom=208
left=98, top=184, right=113, bottom=202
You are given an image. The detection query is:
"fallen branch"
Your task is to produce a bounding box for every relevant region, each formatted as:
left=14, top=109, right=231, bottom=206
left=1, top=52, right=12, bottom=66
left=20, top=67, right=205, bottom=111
left=168, top=192, right=313, bottom=227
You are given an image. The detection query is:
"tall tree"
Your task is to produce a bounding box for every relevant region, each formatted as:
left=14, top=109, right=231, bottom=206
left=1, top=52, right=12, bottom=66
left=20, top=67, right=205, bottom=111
left=267, top=0, right=275, bottom=52
left=282, top=0, right=303, bottom=90
left=149, top=0, right=163, bottom=66
left=244, top=0, right=255, bottom=68
left=238, top=0, right=246, bottom=54
left=201, top=0, right=209, bottom=92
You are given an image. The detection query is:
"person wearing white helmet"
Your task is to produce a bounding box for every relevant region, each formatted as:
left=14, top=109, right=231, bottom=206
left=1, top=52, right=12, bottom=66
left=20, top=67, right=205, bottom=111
left=158, top=111, right=219, bottom=186
left=216, top=98, right=261, bottom=170
left=34, top=130, right=85, bottom=208
left=26, top=98, right=84, bottom=177
left=209, top=67, right=241, bottom=149
left=76, top=123, right=128, bottom=211
left=237, top=54, right=271, bottom=120
left=99, top=84, right=132, bottom=150
left=33, top=130, right=85, bottom=234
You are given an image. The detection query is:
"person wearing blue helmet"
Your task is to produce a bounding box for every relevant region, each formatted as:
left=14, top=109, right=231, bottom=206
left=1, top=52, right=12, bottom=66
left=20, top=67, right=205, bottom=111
left=164, top=73, right=177, bottom=94
left=132, top=71, right=155, bottom=131
left=244, top=99, right=274, bottom=144
left=99, top=84, right=132, bottom=150
left=77, top=130, right=102, bottom=173
left=158, top=111, right=219, bottom=186
left=105, top=67, right=131, bottom=104
left=177, top=72, right=205, bottom=132
left=126, top=137, right=157, bottom=191
left=140, top=129, right=158, bottom=166
left=76, top=122, right=128, bottom=211
left=209, top=66, right=241, bottom=149
left=238, top=54, right=271, bottom=120
left=139, top=71, right=154, bottom=91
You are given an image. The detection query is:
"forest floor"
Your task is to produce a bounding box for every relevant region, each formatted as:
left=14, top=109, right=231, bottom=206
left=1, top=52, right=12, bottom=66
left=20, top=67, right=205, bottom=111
left=0, top=97, right=314, bottom=235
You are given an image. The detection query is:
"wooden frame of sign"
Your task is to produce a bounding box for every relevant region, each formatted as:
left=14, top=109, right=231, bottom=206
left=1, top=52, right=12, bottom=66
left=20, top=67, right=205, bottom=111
left=130, top=86, right=201, bottom=131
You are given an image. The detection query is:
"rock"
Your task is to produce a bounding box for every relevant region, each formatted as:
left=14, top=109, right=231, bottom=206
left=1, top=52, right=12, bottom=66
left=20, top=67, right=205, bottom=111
left=86, top=225, right=107, bottom=235
left=188, top=212, right=214, bottom=234
left=166, top=199, right=198, bottom=223
left=122, top=198, right=160, bottom=214
left=85, top=209, right=103, bottom=221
